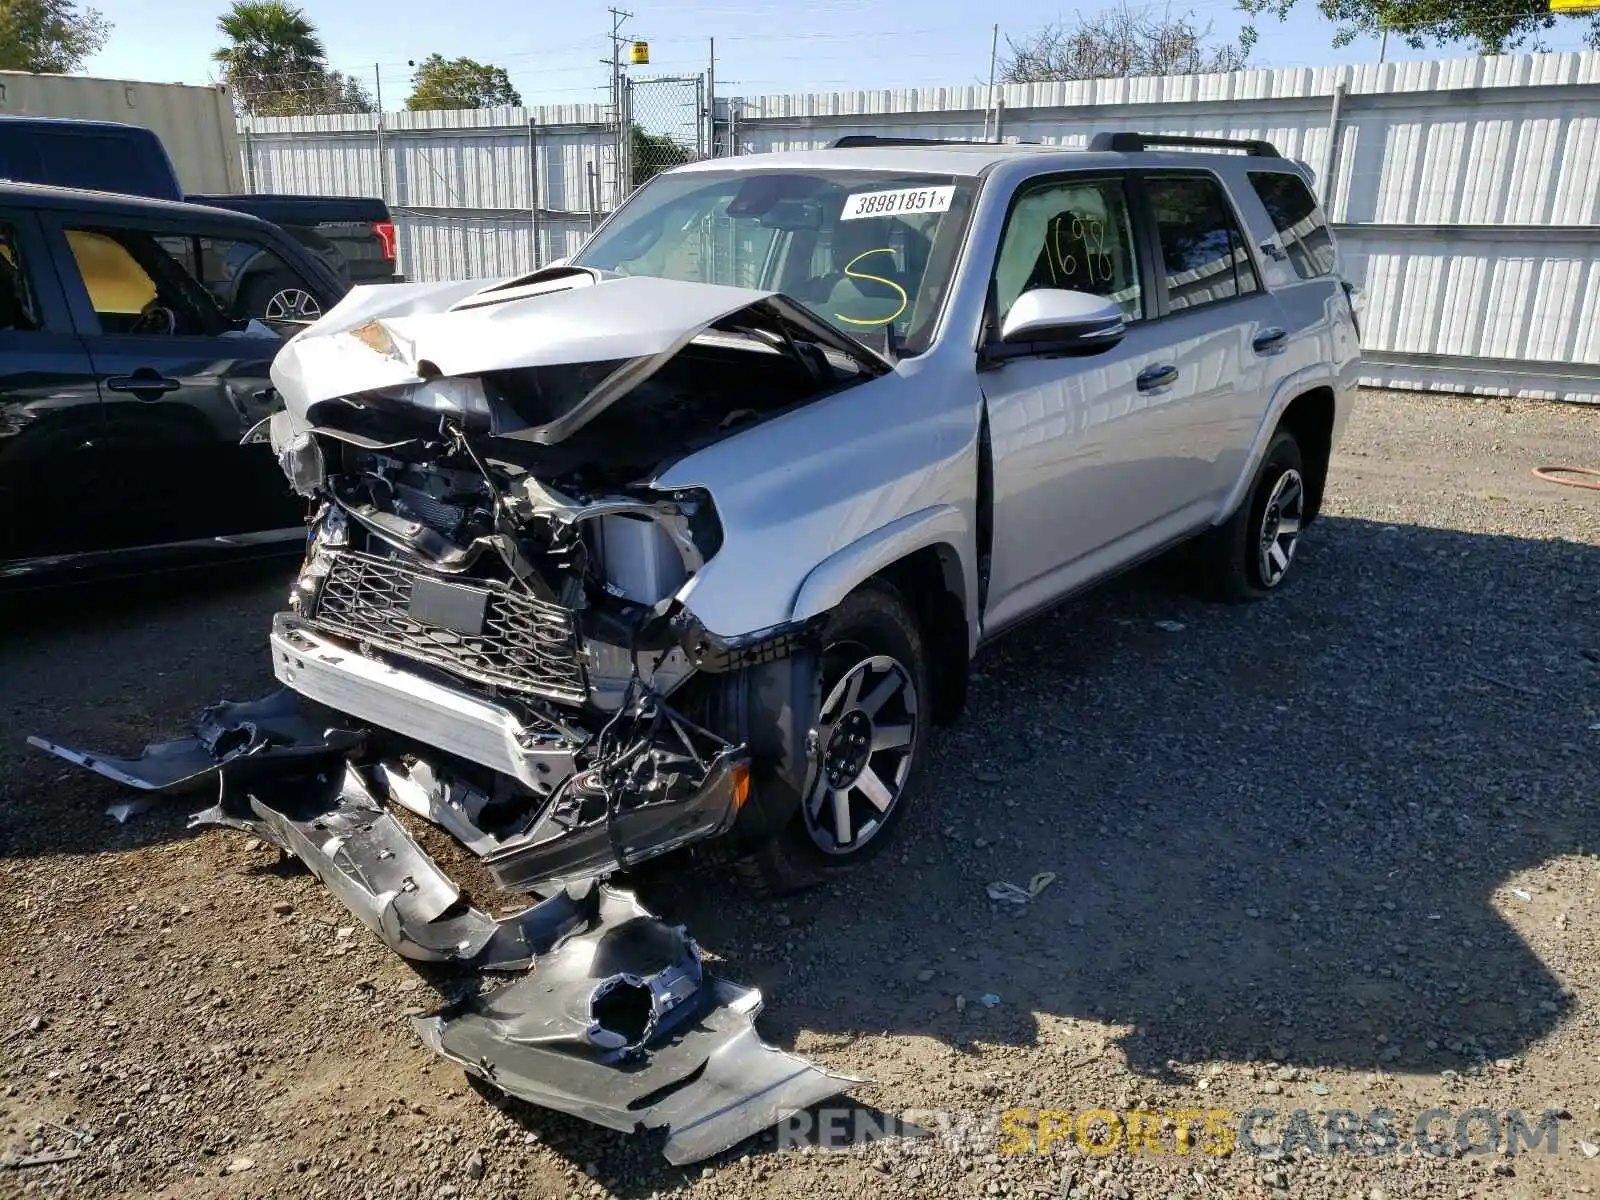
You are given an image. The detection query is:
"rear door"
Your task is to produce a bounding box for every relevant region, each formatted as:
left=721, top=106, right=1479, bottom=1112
left=1242, top=167, right=1352, bottom=377
left=0, top=208, right=109, bottom=566
left=1134, top=169, right=1284, bottom=505
left=39, top=210, right=328, bottom=548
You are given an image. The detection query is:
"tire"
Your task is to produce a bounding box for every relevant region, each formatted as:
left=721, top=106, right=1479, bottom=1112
left=1196, top=429, right=1307, bottom=602
left=238, top=271, right=323, bottom=323
left=730, top=582, right=931, bottom=897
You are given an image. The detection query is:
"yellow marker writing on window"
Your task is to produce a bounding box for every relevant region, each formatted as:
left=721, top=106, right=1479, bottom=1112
left=831, top=247, right=908, bottom=328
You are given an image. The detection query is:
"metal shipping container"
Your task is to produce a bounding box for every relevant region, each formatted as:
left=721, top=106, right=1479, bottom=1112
left=0, top=71, right=245, bottom=194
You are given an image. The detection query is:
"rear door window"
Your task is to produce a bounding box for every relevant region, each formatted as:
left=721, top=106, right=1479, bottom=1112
left=62, top=225, right=228, bottom=336
left=1248, top=170, right=1336, bottom=279
left=1145, top=174, right=1260, bottom=311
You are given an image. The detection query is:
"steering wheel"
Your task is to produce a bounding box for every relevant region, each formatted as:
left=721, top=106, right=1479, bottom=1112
left=130, top=300, right=177, bottom=336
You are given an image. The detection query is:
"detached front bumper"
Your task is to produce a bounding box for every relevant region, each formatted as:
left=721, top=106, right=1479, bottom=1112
left=31, top=697, right=857, bottom=1164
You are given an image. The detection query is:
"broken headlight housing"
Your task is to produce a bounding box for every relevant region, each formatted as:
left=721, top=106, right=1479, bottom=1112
left=269, top=408, right=326, bottom=498
left=288, top=504, right=347, bottom=615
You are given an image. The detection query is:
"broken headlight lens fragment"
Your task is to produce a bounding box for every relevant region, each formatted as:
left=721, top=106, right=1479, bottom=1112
left=268, top=407, right=326, bottom=497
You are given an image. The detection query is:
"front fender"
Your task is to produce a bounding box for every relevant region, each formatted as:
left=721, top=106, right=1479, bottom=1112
left=791, top=503, right=975, bottom=644
left=654, top=361, right=980, bottom=642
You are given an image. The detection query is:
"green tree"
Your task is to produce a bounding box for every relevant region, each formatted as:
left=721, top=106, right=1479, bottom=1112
left=213, top=0, right=367, bottom=116
left=0, top=0, right=110, bottom=72
left=631, top=124, right=690, bottom=187
left=405, top=53, right=521, bottom=110
left=1237, top=0, right=1600, bottom=53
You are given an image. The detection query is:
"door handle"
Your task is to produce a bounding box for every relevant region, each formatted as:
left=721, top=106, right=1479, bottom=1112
left=1252, top=327, right=1289, bottom=355
left=1136, top=363, right=1179, bottom=392
left=106, top=369, right=182, bottom=399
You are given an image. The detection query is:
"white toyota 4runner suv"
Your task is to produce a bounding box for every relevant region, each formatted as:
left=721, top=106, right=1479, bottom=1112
left=37, top=131, right=1359, bottom=1162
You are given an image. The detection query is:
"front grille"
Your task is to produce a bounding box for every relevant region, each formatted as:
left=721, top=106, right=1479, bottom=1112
left=308, top=550, right=587, bottom=704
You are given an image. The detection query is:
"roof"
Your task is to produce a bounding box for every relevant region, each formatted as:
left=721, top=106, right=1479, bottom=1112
left=668, top=142, right=1298, bottom=179
left=0, top=114, right=149, bottom=130
left=0, top=179, right=274, bottom=226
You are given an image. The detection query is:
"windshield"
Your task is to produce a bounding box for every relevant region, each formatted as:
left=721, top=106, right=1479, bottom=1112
left=573, top=167, right=979, bottom=357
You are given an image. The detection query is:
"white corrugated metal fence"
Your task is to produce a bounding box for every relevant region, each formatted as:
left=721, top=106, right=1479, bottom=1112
left=241, top=51, right=1600, bottom=402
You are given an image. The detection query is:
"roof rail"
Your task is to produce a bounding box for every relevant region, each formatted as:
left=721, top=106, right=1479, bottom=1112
left=828, top=134, right=1036, bottom=148
left=1089, top=131, right=1281, bottom=157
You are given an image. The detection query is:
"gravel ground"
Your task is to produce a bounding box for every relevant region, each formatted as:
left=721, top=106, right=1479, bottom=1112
left=3, top=390, right=1599, bottom=1200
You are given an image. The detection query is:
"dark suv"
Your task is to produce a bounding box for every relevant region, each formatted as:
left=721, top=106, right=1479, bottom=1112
left=0, top=181, right=347, bottom=585
left=0, top=116, right=401, bottom=321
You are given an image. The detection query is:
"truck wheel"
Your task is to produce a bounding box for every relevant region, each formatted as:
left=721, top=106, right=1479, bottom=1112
left=1198, top=429, right=1307, bottom=602
left=730, top=582, right=930, bottom=897
left=240, top=271, right=322, bottom=323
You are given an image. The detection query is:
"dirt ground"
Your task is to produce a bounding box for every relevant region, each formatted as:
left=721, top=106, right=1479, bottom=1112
left=2, top=390, right=1599, bottom=1200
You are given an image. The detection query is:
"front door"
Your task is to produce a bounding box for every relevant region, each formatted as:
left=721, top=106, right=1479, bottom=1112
left=42, top=214, right=316, bottom=550
left=979, top=172, right=1198, bottom=633
left=0, top=209, right=109, bottom=566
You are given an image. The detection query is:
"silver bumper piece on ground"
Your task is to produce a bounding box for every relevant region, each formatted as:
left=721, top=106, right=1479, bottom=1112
left=31, top=691, right=855, bottom=1163
left=27, top=689, right=363, bottom=793
left=201, top=763, right=856, bottom=1164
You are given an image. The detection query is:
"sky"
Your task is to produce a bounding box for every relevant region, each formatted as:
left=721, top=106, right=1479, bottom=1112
left=80, top=0, right=1598, bottom=110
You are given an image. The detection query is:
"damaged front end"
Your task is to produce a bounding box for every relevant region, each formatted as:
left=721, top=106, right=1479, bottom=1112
left=33, top=267, right=881, bottom=1162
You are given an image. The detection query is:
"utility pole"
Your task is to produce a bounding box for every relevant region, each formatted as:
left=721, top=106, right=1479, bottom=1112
left=374, top=63, right=386, bottom=204
left=707, top=36, right=716, bottom=157
left=984, top=24, right=999, bottom=141
left=607, top=8, right=633, bottom=202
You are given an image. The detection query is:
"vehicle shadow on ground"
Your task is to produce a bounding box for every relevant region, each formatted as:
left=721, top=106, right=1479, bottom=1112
left=0, top=559, right=293, bottom=859
left=593, top=512, right=1593, bottom=1180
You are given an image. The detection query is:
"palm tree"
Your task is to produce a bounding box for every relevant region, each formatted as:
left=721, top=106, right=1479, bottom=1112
left=213, top=0, right=328, bottom=116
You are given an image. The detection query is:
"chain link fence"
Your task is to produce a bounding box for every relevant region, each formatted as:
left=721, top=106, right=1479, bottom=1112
left=622, top=75, right=707, bottom=198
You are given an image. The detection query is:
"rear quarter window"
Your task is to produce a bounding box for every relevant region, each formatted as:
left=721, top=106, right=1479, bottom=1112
left=1247, top=171, right=1336, bottom=280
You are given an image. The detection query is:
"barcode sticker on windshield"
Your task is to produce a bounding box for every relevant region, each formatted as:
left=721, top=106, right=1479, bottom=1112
left=841, top=185, right=955, bottom=221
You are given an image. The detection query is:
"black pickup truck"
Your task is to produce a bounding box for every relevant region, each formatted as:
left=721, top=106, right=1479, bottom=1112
left=0, top=115, right=400, bottom=320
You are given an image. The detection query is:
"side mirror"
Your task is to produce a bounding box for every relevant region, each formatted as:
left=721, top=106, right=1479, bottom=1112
left=998, top=288, right=1126, bottom=351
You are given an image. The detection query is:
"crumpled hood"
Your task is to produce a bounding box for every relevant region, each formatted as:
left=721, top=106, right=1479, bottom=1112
left=269, top=267, right=887, bottom=445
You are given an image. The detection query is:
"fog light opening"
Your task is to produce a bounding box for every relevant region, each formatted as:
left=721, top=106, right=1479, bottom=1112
left=591, top=976, right=654, bottom=1047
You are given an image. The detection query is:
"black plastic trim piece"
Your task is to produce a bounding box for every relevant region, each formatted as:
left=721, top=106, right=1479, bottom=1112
left=1091, top=131, right=1280, bottom=157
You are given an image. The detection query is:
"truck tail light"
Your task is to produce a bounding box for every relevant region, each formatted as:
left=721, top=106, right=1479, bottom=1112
left=372, top=220, right=397, bottom=260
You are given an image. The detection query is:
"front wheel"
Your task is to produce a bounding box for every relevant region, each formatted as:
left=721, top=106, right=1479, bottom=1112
left=730, top=582, right=930, bottom=897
